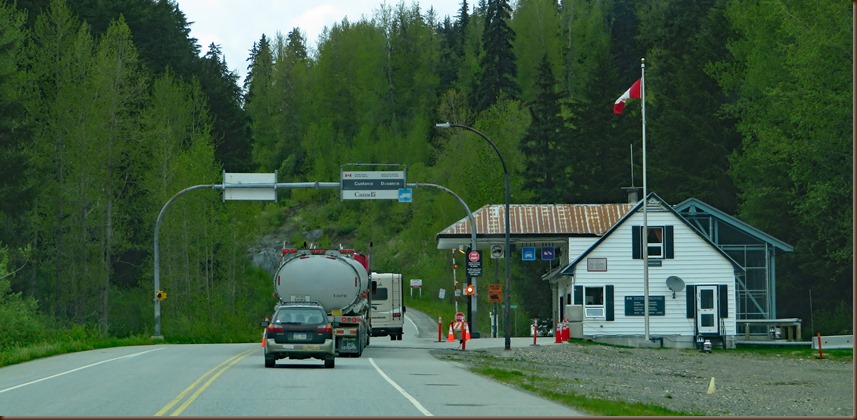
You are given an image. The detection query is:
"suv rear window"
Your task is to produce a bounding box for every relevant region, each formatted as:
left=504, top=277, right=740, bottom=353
left=273, top=308, right=327, bottom=324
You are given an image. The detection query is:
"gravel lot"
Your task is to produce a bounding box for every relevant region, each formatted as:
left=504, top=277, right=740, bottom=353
left=431, top=340, right=853, bottom=416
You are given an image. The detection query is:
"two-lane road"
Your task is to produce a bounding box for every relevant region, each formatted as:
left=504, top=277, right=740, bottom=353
left=0, top=311, right=583, bottom=416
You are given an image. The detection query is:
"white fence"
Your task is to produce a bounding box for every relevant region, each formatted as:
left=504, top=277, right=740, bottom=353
left=811, top=335, right=853, bottom=350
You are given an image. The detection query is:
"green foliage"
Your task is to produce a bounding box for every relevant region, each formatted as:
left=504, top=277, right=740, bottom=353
left=475, top=0, right=519, bottom=111
left=636, top=0, right=740, bottom=210
left=520, top=54, right=566, bottom=201
left=812, top=301, right=853, bottom=337
left=0, top=2, right=33, bottom=243
left=0, top=244, right=47, bottom=349
left=0, top=0, right=850, bottom=360
left=511, top=0, right=562, bottom=105
left=0, top=334, right=163, bottom=368
left=716, top=0, right=852, bottom=321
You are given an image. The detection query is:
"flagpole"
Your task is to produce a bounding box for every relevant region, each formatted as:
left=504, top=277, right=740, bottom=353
left=641, top=57, right=649, bottom=342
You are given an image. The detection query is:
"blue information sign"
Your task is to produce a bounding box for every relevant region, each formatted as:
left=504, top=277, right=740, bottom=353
left=398, top=188, right=413, bottom=202
left=541, top=247, right=555, bottom=260
left=522, top=247, right=536, bottom=261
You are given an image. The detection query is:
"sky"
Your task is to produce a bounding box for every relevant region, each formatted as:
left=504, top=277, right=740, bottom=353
left=176, top=1, right=463, bottom=83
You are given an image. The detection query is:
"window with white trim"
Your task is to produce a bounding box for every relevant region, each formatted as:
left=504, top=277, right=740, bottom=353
left=647, top=227, right=664, bottom=258
left=583, top=286, right=605, bottom=318
left=632, top=225, right=674, bottom=259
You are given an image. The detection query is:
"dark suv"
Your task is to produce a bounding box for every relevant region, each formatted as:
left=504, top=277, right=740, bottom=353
left=261, top=304, right=335, bottom=368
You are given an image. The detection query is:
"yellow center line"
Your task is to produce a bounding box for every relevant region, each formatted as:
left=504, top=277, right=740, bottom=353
left=155, top=348, right=256, bottom=416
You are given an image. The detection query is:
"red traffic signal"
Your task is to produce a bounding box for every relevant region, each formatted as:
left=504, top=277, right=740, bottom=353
left=465, top=284, right=475, bottom=296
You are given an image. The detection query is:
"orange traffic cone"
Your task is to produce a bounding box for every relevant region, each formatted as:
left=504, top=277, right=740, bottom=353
left=261, top=333, right=266, bottom=348
left=447, top=323, right=455, bottom=342
left=464, top=323, right=471, bottom=340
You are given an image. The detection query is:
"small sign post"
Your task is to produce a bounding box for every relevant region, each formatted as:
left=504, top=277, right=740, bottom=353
left=410, top=279, right=422, bottom=297
left=488, top=284, right=502, bottom=302
left=466, top=250, right=482, bottom=277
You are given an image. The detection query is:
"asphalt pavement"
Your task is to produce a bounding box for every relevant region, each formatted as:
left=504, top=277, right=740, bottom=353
left=404, top=307, right=562, bottom=351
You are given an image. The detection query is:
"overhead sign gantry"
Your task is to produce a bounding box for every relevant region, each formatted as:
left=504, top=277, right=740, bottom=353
left=340, top=164, right=407, bottom=200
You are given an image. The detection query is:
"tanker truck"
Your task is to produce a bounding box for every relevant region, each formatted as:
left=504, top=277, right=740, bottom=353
left=264, top=247, right=373, bottom=364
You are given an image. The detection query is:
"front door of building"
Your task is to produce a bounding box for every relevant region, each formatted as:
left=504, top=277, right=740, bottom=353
left=696, top=285, right=720, bottom=334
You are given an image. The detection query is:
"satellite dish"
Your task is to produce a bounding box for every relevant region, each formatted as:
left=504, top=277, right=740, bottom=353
left=666, top=276, right=685, bottom=298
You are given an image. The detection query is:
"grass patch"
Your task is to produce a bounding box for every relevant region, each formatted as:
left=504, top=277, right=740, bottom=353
left=0, top=335, right=164, bottom=368
left=731, top=345, right=852, bottom=362
left=470, top=365, right=698, bottom=416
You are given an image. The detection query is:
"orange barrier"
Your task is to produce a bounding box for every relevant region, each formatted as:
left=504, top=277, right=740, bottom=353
left=561, top=318, right=570, bottom=342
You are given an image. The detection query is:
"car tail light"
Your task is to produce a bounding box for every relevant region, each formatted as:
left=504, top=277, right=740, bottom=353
left=316, top=324, right=332, bottom=333
left=267, top=324, right=284, bottom=333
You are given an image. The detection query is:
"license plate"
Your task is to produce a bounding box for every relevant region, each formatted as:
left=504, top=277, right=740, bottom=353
left=293, top=333, right=307, bottom=340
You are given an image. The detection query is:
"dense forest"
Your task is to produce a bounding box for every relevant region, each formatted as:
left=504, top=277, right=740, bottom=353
left=0, top=0, right=851, bottom=347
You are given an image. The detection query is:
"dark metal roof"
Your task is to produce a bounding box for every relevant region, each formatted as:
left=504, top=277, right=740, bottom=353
left=674, top=198, right=793, bottom=253
left=436, top=203, right=635, bottom=238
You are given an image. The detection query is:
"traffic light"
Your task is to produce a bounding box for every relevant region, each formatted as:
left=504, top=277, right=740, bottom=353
left=156, top=290, right=167, bottom=301
left=465, top=284, right=475, bottom=296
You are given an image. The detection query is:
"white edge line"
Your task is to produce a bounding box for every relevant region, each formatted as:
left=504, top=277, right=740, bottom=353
left=0, top=347, right=166, bottom=394
left=405, top=314, right=419, bottom=337
left=369, top=358, right=433, bottom=416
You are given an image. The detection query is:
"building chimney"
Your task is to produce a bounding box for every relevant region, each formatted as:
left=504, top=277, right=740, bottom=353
left=621, top=187, right=641, bottom=203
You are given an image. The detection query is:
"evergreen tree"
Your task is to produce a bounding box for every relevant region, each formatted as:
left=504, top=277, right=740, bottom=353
left=87, top=16, right=148, bottom=334
left=511, top=0, right=562, bottom=105
left=49, top=0, right=201, bottom=82
left=0, top=2, right=34, bottom=245
left=520, top=54, right=566, bottom=202
left=244, top=35, right=277, bottom=171
left=27, top=0, right=91, bottom=319
left=566, top=55, right=630, bottom=203
left=271, top=29, right=311, bottom=181
left=197, top=43, right=252, bottom=172
left=635, top=0, right=739, bottom=211
left=561, top=0, right=632, bottom=203
left=437, top=17, right=458, bottom=90
left=474, top=0, right=518, bottom=111
left=716, top=0, right=852, bottom=325
left=456, top=0, right=470, bottom=51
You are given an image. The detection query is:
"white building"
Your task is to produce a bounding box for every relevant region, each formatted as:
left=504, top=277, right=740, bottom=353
left=555, top=193, right=743, bottom=349
left=436, top=192, right=792, bottom=348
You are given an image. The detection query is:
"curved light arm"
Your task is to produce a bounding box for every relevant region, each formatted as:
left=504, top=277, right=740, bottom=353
left=435, top=122, right=509, bottom=177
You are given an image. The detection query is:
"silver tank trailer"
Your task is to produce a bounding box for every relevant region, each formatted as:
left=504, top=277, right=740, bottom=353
left=274, top=253, right=370, bottom=314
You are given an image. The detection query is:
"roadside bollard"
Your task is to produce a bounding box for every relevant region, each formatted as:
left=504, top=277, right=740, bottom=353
left=438, top=317, right=442, bottom=342
left=817, top=332, right=824, bottom=359
left=531, top=318, right=538, bottom=346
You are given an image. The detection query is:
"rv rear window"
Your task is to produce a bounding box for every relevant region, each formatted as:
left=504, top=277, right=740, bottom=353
left=372, top=287, right=388, bottom=300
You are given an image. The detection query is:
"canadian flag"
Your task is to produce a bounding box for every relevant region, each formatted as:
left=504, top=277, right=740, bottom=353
left=613, top=79, right=641, bottom=114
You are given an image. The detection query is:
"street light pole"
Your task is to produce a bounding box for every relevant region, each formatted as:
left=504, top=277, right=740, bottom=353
left=435, top=122, right=512, bottom=350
